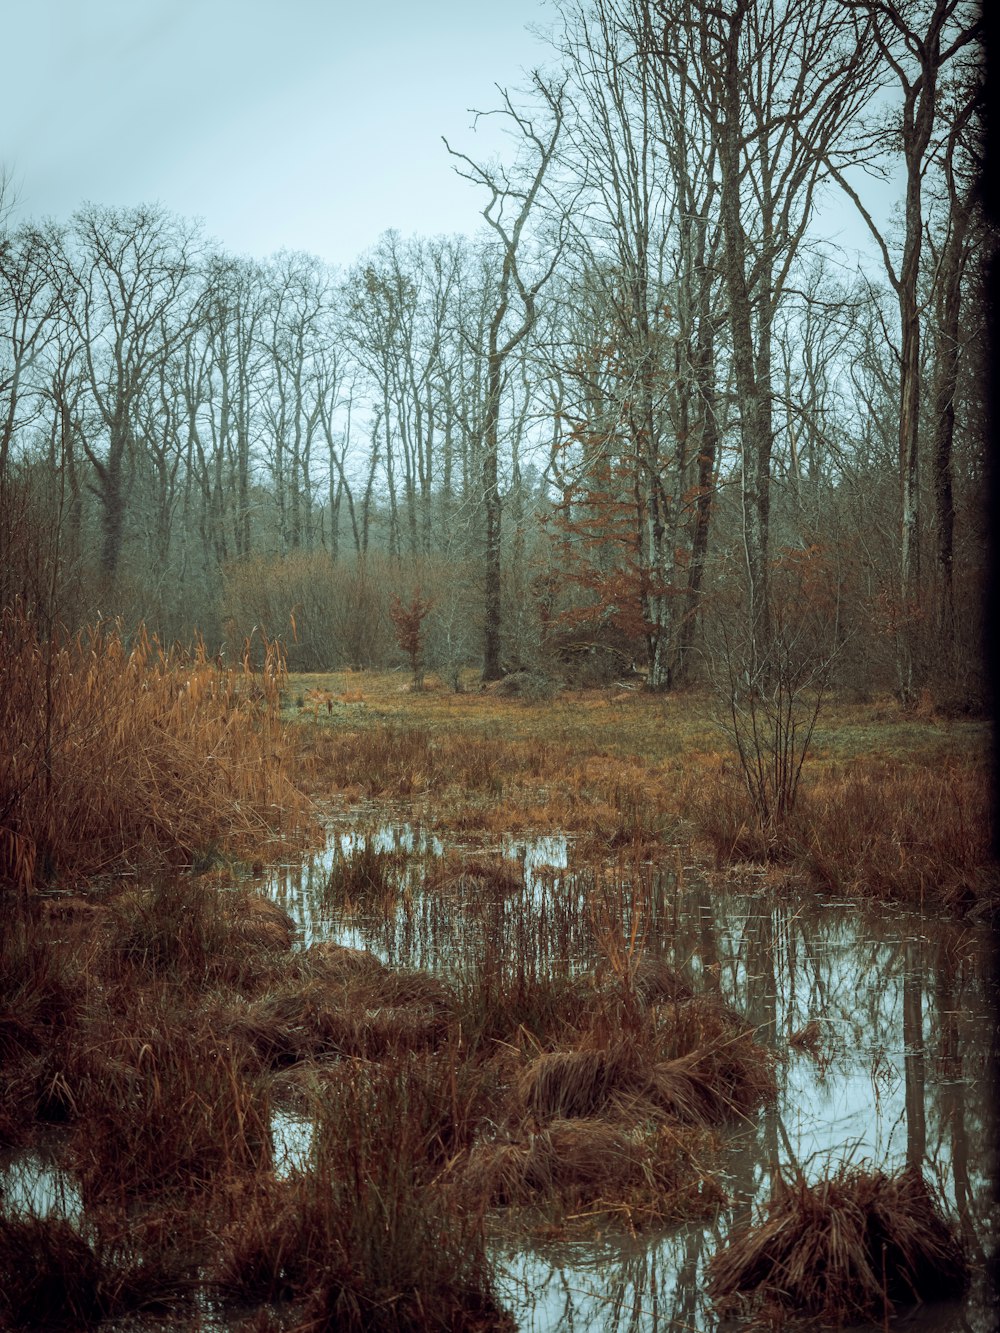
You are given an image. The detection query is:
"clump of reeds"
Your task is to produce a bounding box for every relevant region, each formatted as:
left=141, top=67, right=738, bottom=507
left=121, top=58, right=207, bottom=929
left=292, top=939, right=388, bottom=983
left=0, top=604, right=312, bottom=890
left=323, top=838, right=408, bottom=910
left=0, top=900, right=84, bottom=1141
left=216, top=1054, right=509, bottom=1331
left=453, top=952, right=588, bottom=1050
left=708, top=1165, right=969, bottom=1324
left=462, top=1116, right=724, bottom=1227
left=628, top=957, right=694, bottom=1007
left=519, top=1047, right=642, bottom=1121
left=427, top=852, right=525, bottom=897
left=100, top=879, right=294, bottom=990
left=517, top=998, right=774, bottom=1129
left=234, top=959, right=457, bottom=1068
left=68, top=991, right=272, bottom=1203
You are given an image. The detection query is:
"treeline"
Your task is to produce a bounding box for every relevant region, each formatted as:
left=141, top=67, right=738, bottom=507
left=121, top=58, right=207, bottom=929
left=0, top=0, right=987, bottom=704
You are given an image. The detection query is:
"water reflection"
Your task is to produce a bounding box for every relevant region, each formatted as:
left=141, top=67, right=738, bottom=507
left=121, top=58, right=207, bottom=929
left=271, top=1110, right=313, bottom=1179
left=263, top=824, right=996, bottom=1331
left=495, top=1230, right=716, bottom=1332
left=0, top=1143, right=83, bottom=1222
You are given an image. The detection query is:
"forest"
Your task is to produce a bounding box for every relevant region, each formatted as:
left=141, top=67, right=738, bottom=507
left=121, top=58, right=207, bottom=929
left=1, top=2, right=995, bottom=1332
left=0, top=0, right=988, bottom=705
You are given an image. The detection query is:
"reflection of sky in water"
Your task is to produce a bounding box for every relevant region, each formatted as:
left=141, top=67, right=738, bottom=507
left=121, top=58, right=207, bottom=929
left=0, top=1149, right=83, bottom=1222
left=260, top=826, right=996, bottom=1331
left=267, top=821, right=580, bottom=966
left=501, top=832, right=570, bottom=876
left=271, top=1110, right=313, bottom=1178
left=494, top=1231, right=716, bottom=1332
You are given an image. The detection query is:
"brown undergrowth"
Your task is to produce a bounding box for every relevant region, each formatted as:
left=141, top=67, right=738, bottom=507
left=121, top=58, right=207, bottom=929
left=0, top=604, right=313, bottom=891
left=0, top=859, right=775, bottom=1326
left=0, top=662, right=984, bottom=1326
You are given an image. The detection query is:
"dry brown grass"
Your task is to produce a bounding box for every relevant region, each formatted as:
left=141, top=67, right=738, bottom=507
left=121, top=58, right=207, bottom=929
left=518, top=1047, right=642, bottom=1121
left=227, top=948, right=457, bottom=1070
left=96, top=880, right=295, bottom=990
left=0, top=605, right=313, bottom=891
left=798, top=758, right=993, bottom=909
left=0, top=1211, right=197, bottom=1330
left=0, top=906, right=85, bottom=1142
left=68, top=992, right=273, bottom=1204
left=286, top=670, right=993, bottom=912
left=461, top=1115, right=724, bottom=1229
left=215, top=1055, right=509, bottom=1332
left=708, top=1166, right=969, bottom=1323
left=425, top=852, right=525, bottom=896
left=517, top=1009, right=775, bottom=1130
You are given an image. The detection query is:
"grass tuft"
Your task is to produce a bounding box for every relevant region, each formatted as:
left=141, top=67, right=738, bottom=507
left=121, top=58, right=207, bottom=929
left=708, top=1165, right=969, bottom=1323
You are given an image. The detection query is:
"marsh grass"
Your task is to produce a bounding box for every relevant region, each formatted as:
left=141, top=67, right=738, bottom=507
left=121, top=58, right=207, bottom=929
left=69, top=989, right=273, bottom=1205
left=100, top=879, right=295, bottom=990
left=0, top=902, right=85, bottom=1140
left=233, top=962, right=456, bottom=1067
left=216, top=1055, right=509, bottom=1331
left=462, top=1116, right=725, bottom=1229
left=0, top=605, right=312, bottom=891
left=323, top=837, right=412, bottom=912
left=288, top=671, right=992, bottom=912
left=515, top=999, right=775, bottom=1130
left=0, top=1211, right=198, bottom=1330
left=1, top=660, right=985, bottom=1329
left=708, top=1165, right=969, bottom=1323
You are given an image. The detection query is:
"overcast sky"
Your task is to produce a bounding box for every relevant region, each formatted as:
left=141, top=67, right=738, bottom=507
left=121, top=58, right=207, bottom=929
left=4, top=0, right=897, bottom=275
left=3, top=0, right=558, bottom=267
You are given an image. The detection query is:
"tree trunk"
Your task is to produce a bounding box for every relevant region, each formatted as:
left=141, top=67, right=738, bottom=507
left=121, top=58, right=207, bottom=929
left=481, top=355, right=504, bottom=682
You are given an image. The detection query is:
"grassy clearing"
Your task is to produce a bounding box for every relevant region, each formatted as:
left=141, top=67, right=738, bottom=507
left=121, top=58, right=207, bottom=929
left=286, top=670, right=993, bottom=914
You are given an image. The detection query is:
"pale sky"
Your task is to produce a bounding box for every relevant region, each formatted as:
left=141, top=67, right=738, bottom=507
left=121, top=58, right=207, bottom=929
left=2, top=0, right=558, bottom=266
left=3, top=0, right=895, bottom=274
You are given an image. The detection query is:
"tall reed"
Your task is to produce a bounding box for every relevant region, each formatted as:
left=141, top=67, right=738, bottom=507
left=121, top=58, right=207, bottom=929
left=0, top=604, right=311, bottom=890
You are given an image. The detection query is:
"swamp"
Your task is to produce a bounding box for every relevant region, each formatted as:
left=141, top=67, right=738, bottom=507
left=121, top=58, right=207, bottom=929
left=2, top=0, right=994, bottom=1327
left=1, top=638, right=996, bottom=1331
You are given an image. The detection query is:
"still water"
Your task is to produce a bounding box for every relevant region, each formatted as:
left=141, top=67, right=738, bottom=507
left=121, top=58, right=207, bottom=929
left=3, top=821, right=993, bottom=1331
left=265, top=819, right=998, bottom=1332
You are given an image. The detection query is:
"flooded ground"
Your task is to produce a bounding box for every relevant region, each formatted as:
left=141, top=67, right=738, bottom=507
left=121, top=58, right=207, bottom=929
left=263, top=818, right=998, bottom=1332
left=3, top=817, right=994, bottom=1331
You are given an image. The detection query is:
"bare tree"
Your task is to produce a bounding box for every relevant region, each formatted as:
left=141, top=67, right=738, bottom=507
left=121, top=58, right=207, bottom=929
left=823, top=0, right=981, bottom=697
left=666, top=0, right=881, bottom=680
left=545, top=0, right=729, bottom=687
left=259, top=251, right=332, bottom=554
left=42, top=204, right=200, bottom=584
left=927, top=58, right=982, bottom=653
left=446, top=74, right=569, bottom=681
